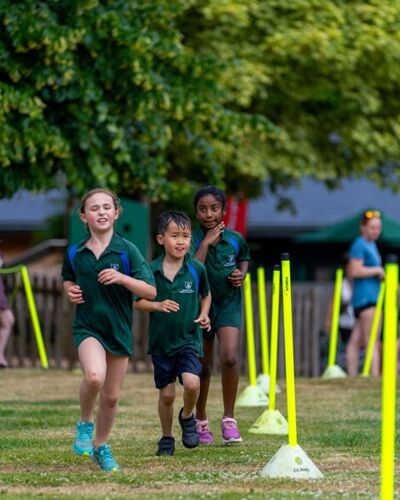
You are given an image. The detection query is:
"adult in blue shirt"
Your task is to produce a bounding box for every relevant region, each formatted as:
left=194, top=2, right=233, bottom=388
left=346, top=210, right=384, bottom=376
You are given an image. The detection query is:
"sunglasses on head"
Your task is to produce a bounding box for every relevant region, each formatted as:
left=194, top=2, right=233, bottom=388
left=363, top=210, right=381, bottom=220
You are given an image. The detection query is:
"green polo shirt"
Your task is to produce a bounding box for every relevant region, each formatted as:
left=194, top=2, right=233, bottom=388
left=147, top=254, right=210, bottom=357
left=61, top=232, right=155, bottom=356
left=190, top=227, right=250, bottom=304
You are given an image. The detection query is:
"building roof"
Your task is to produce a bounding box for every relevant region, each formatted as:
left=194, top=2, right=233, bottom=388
left=0, top=190, right=65, bottom=231
left=247, top=178, right=400, bottom=237
left=2, top=178, right=400, bottom=238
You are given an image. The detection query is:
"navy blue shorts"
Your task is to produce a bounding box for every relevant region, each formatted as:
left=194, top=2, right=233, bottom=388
left=151, top=348, right=202, bottom=389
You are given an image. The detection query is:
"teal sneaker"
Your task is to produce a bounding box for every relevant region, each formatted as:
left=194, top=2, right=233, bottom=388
left=93, top=444, right=121, bottom=472
left=72, top=421, right=94, bottom=457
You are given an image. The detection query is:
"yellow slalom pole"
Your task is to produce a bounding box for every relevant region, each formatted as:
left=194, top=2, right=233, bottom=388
left=257, top=267, right=269, bottom=375
left=20, top=266, right=49, bottom=369
left=244, top=273, right=257, bottom=386
left=269, top=265, right=280, bottom=412
left=327, top=268, right=343, bottom=367
left=380, top=260, right=398, bottom=500
left=281, top=254, right=297, bottom=447
left=362, top=282, right=385, bottom=377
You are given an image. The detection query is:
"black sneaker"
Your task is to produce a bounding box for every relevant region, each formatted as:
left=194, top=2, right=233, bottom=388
left=156, top=436, right=175, bottom=456
left=178, top=408, right=199, bottom=449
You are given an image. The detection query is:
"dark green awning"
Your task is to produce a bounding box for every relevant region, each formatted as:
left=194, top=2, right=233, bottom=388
left=295, top=210, right=400, bottom=246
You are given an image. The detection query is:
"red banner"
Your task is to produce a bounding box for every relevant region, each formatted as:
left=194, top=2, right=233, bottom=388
left=223, top=197, right=248, bottom=236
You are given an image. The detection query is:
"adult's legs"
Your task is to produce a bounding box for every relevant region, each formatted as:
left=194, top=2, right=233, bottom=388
left=217, top=326, right=240, bottom=418
left=359, top=307, right=380, bottom=377
left=181, top=372, right=200, bottom=419
left=397, top=337, right=400, bottom=374
left=77, top=337, right=107, bottom=422
left=346, top=320, right=362, bottom=376
left=0, top=309, right=15, bottom=366
left=95, top=352, right=129, bottom=447
left=158, top=383, right=176, bottom=436
left=196, top=336, right=214, bottom=421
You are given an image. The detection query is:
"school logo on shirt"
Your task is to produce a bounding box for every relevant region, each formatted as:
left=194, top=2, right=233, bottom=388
left=224, top=255, right=236, bottom=267
left=179, top=281, right=195, bottom=294
left=110, top=263, right=120, bottom=271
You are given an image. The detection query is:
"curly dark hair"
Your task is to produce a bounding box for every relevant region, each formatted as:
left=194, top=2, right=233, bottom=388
left=194, top=186, right=226, bottom=209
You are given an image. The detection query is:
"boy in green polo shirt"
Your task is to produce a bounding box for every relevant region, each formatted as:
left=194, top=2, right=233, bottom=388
left=191, top=186, right=250, bottom=445
left=135, top=211, right=211, bottom=456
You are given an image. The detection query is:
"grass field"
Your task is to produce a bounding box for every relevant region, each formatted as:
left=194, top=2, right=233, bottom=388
left=0, top=369, right=398, bottom=499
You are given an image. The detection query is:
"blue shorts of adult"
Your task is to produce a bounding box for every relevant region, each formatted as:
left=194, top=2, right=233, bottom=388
left=354, top=302, right=376, bottom=319
left=151, top=348, right=202, bottom=389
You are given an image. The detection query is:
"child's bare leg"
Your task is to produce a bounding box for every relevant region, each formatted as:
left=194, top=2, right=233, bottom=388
left=346, top=321, right=362, bottom=376
left=94, top=353, right=128, bottom=447
left=196, top=336, right=214, bottom=420
left=181, top=373, right=200, bottom=418
left=0, top=309, right=14, bottom=365
left=78, top=338, right=107, bottom=421
left=158, top=383, right=176, bottom=436
left=217, top=326, right=240, bottom=418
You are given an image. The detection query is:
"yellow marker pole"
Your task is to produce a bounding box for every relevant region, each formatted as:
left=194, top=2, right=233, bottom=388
left=380, top=260, right=398, bottom=500
left=269, top=265, right=280, bottom=412
left=20, top=266, right=49, bottom=369
left=281, top=254, right=297, bottom=447
left=362, top=282, right=385, bottom=377
left=327, top=268, right=343, bottom=368
left=244, top=272, right=257, bottom=386
left=257, top=267, right=269, bottom=375
left=258, top=254, right=322, bottom=477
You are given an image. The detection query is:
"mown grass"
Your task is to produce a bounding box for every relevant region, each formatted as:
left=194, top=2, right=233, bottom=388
left=0, top=369, right=399, bottom=498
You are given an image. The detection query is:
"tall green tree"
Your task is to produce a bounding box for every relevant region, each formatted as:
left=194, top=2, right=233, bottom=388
left=2, top=0, right=400, bottom=202
left=182, top=0, right=400, bottom=194
left=0, top=0, right=268, bottom=200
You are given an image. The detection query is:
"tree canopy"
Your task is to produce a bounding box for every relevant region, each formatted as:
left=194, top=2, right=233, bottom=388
left=0, top=0, right=270, bottom=201
left=1, top=0, right=400, bottom=202
left=182, top=0, right=400, bottom=194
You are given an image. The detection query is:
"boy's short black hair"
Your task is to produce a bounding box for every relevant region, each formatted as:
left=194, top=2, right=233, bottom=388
left=194, top=186, right=226, bottom=209
left=157, top=210, right=192, bottom=235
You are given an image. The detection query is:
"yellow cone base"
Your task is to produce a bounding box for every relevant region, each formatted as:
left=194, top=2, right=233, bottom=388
left=257, top=374, right=282, bottom=394
left=249, top=409, right=288, bottom=435
left=259, top=444, right=323, bottom=479
left=321, top=364, right=347, bottom=379
left=236, top=384, right=268, bottom=407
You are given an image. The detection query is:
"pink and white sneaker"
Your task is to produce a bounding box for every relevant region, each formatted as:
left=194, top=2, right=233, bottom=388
left=196, top=419, right=214, bottom=445
left=221, top=417, right=242, bottom=444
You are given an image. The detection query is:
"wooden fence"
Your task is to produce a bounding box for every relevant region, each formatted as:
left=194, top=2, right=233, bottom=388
left=3, top=271, right=333, bottom=377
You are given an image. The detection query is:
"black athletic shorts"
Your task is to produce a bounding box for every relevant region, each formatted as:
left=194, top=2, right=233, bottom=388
left=354, top=302, right=376, bottom=319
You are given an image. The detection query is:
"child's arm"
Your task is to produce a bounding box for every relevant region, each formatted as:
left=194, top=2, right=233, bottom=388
left=134, top=298, right=180, bottom=313
left=97, top=269, right=156, bottom=299
left=194, top=292, right=212, bottom=331
left=228, top=260, right=249, bottom=287
left=63, top=280, right=85, bottom=304
left=194, top=223, right=225, bottom=263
